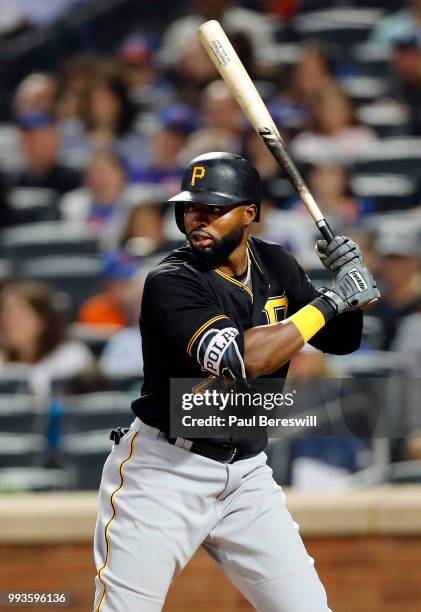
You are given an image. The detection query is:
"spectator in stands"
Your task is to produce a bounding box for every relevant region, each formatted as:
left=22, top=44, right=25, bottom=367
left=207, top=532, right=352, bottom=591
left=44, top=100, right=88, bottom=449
left=369, top=0, right=421, bottom=50
left=84, top=69, right=149, bottom=174
left=7, top=0, right=80, bottom=29
left=262, top=0, right=300, bottom=22
left=119, top=201, right=181, bottom=257
left=0, top=0, right=28, bottom=39
left=159, top=0, right=275, bottom=67
left=0, top=282, right=93, bottom=400
left=14, top=73, right=57, bottom=117
left=0, top=171, right=13, bottom=228
left=241, top=131, right=294, bottom=211
left=180, top=129, right=238, bottom=168
left=371, top=231, right=421, bottom=350
left=291, top=82, right=376, bottom=163
left=390, top=35, right=421, bottom=135
left=171, top=34, right=219, bottom=105
left=10, top=112, right=80, bottom=195
left=288, top=163, right=376, bottom=225
left=173, top=29, right=254, bottom=107
left=174, top=74, right=248, bottom=177
left=99, top=269, right=146, bottom=377
left=271, top=44, right=334, bottom=135
left=392, top=311, right=421, bottom=459
left=119, top=33, right=173, bottom=112
left=346, top=227, right=381, bottom=279
left=131, top=104, right=195, bottom=193
left=201, top=81, right=244, bottom=144
left=78, top=250, right=140, bottom=329
left=56, top=54, right=100, bottom=169
left=66, top=363, right=112, bottom=395
left=60, top=152, right=131, bottom=249
left=57, top=55, right=98, bottom=121
left=0, top=72, right=58, bottom=176
left=243, top=130, right=284, bottom=181
left=286, top=345, right=371, bottom=490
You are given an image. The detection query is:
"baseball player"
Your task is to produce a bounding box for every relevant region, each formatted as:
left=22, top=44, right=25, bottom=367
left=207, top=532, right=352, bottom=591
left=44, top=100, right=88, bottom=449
left=93, top=152, right=380, bottom=611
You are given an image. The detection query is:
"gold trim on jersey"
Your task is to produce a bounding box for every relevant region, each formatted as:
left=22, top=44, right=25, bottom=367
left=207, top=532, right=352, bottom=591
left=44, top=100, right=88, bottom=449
left=214, top=268, right=253, bottom=301
left=96, top=432, right=139, bottom=612
left=187, top=314, right=229, bottom=356
left=193, top=375, right=218, bottom=394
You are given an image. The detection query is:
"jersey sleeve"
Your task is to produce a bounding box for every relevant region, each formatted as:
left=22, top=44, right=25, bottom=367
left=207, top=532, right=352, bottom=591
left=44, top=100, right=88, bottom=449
left=142, top=267, right=246, bottom=378
left=284, top=250, right=363, bottom=355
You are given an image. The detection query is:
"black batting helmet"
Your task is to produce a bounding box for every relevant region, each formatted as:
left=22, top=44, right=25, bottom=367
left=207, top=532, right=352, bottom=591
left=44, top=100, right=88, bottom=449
left=169, top=152, right=261, bottom=234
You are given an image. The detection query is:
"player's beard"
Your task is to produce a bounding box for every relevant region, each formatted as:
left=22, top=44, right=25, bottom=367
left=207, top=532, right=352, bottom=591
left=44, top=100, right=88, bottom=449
left=189, top=222, right=244, bottom=269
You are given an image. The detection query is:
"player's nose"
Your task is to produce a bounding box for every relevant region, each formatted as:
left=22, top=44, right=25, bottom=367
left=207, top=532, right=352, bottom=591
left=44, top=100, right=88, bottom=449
left=190, top=209, right=212, bottom=227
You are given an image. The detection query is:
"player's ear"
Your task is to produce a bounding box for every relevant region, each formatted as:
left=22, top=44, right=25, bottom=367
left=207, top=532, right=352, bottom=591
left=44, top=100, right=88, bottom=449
left=244, top=204, right=257, bottom=226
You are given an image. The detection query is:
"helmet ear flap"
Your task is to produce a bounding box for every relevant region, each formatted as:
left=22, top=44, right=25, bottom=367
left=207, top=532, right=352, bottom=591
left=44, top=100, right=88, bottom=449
left=175, top=203, right=186, bottom=234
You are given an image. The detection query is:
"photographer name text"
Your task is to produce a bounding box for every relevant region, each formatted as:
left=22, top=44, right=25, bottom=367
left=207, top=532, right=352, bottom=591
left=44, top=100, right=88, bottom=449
left=181, top=415, right=317, bottom=428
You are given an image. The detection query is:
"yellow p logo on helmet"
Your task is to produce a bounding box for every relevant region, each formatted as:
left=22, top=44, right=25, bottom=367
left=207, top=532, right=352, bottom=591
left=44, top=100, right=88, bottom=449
left=191, top=166, right=206, bottom=186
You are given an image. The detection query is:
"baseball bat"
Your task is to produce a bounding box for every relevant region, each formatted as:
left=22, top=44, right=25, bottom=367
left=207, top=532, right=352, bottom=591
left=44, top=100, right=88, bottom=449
left=197, top=20, right=334, bottom=243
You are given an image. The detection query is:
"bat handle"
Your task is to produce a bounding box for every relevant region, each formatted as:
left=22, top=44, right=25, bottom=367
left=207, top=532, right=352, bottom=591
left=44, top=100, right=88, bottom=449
left=316, top=219, right=335, bottom=243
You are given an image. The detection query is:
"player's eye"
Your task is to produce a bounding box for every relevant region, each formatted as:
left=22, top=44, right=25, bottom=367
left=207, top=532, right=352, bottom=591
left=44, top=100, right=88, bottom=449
left=184, top=205, right=195, bottom=213
left=213, top=207, right=222, bottom=213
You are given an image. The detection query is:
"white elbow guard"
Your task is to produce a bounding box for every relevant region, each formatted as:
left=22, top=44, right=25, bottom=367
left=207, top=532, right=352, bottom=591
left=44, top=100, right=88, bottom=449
left=197, top=327, right=246, bottom=379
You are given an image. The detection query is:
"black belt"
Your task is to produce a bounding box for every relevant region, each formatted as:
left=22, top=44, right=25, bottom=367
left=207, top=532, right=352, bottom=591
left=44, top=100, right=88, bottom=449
left=110, top=427, right=239, bottom=463
left=168, top=437, right=239, bottom=463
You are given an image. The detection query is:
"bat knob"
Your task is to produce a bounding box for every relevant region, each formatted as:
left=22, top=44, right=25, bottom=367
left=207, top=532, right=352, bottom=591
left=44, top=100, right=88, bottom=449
left=361, top=297, right=379, bottom=310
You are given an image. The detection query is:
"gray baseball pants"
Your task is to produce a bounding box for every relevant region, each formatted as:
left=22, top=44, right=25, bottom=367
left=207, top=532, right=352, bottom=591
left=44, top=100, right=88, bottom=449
left=93, top=417, right=331, bottom=611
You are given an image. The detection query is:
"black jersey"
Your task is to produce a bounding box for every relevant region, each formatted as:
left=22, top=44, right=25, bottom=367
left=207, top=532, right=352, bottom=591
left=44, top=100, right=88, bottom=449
left=132, top=236, right=362, bottom=455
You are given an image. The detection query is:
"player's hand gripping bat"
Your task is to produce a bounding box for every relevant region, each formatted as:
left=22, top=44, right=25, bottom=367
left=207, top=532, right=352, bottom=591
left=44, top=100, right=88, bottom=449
left=197, top=19, right=334, bottom=243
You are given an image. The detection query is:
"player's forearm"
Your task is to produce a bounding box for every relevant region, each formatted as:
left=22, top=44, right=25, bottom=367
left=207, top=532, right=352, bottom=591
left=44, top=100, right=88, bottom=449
left=244, top=321, right=304, bottom=377
left=243, top=297, right=336, bottom=377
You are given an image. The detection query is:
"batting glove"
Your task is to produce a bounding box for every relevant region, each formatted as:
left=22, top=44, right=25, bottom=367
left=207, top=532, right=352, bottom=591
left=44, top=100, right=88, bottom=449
left=318, top=261, right=381, bottom=314
left=316, top=236, right=363, bottom=273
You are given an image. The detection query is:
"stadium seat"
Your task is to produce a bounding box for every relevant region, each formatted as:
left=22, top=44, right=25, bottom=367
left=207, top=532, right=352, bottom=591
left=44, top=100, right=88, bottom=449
left=352, top=43, right=393, bottom=79
left=0, top=433, right=46, bottom=468
left=7, top=188, right=60, bottom=224
left=0, top=259, right=12, bottom=283
left=361, top=315, right=384, bottom=351
left=357, top=103, right=411, bottom=138
left=0, top=365, right=30, bottom=393
left=354, top=138, right=421, bottom=177
left=290, top=8, right=384, bottom=61
left=0, top=467, right=70, bottom=492
left=257, top=43, right=301, bottom=69
left=0, top=394, right=43, bottom=433
left=341, top=76, right=388, bottom=104
left=1, top=222, right=98, bottom=264
left=351, top=174, right=420, bottom=212
left=352, top=0, right=402, bottom=9
left=17, top=255, right=102, bottom=319
left=106, top=374, right=143, bottom=393
left=68, top=323, right=118, bottom=359
left=62, top=430, right=114, bottom=490
left=389, top=461, right=421, bottom=484
left=327, top=350, right=404, bottom=378
left=61, top=391, right=133, bottom=434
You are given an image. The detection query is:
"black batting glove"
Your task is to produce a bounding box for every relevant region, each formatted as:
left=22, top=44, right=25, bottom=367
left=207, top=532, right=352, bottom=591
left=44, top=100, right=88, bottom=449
left=316, top=236, right=363, bottom=273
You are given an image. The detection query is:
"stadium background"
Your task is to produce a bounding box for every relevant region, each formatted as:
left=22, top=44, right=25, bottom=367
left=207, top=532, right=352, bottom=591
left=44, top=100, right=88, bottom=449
left=0, top=0, right=420, bottom=610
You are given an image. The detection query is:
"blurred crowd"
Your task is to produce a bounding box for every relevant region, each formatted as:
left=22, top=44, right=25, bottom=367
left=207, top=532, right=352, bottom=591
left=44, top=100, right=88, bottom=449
left=0, top=0, right=421, bottom=491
